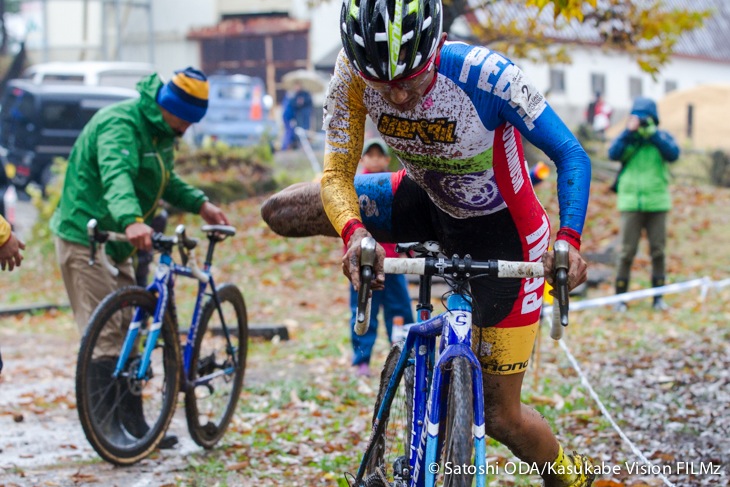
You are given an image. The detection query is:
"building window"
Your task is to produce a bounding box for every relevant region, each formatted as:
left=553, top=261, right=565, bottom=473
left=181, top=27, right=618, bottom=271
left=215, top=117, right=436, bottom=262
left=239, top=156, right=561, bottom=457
left=629, top=77, right=643, bottom=99
left=665, top=80, right=678, bottom=93
left=591, top=73, right=606, bottom=96
left=549, top=69, right=565, bottom=94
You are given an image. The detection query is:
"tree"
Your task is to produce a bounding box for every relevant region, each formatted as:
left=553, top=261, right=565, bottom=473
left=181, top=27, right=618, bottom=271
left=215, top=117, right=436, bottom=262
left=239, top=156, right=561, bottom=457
left=311, top=0, right=709, bottom=75
left=456, top=0, right=709, bottom=75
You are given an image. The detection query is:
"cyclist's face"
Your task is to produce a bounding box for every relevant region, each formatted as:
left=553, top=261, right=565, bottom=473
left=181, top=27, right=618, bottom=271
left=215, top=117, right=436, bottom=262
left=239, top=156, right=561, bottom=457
left=362, top=58, right=436, bottom=111
left=360, top=33, right=446, bottom=111
left=160, top=107, right=193, bottom=136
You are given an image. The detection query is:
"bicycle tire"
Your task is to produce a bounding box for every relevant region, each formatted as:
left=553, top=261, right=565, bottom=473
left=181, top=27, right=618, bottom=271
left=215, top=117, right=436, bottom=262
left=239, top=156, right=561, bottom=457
left=185, top=283, right=248, bottom=448
left=442, top=357, right=474, bottom=487
left=363, top=341, right=415, bottom=485
left=75, top=286, right=181, bottom=466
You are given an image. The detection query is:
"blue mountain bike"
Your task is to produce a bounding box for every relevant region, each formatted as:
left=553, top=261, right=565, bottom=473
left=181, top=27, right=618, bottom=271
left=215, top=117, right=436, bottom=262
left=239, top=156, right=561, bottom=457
left=349, top=238, right=570, bottom=487
left=75, top=219, right=248, bottom=465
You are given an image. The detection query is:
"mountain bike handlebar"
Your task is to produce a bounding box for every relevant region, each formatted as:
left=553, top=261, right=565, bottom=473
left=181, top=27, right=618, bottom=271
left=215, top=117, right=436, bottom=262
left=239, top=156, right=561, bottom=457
left=86, top=219, right=209, bottom=282
left=354, top=237, right=571, bottom=340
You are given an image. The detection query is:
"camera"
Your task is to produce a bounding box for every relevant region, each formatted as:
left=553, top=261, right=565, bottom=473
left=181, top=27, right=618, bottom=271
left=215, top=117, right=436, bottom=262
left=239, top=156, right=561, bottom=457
left=639, top=117, right=651, bottom=127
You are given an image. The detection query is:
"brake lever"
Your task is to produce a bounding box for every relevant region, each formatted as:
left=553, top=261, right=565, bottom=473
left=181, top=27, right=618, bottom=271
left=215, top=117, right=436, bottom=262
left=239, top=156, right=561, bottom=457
left=550, top=240, right=570, bottom=340
left=354, top=237, right=376, bottom=336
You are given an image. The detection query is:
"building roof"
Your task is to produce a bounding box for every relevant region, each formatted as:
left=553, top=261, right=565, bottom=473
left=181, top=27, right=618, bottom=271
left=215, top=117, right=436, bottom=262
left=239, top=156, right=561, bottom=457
left=465, top=0, right=730, bottom=64
left=188, top=16, right=310, bottom=39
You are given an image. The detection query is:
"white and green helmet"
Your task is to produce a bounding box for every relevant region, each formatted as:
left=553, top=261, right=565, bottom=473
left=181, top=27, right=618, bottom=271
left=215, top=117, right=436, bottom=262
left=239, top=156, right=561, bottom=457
left=340, top=0, right=443, bottom=81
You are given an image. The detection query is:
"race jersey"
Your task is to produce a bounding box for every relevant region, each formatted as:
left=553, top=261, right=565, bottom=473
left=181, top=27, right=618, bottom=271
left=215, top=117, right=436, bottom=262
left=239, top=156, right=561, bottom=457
left=321, top=42, right=590, bottom=246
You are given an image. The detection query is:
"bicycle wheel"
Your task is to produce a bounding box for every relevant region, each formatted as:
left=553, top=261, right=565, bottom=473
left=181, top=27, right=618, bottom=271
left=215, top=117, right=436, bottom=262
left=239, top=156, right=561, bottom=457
left=76, top=286, right=181, bottom=466
left=185, top=283, right=248, bottom=448
left=441, top=357, right=474, bottom=487
left=363, top=341, right=415, bottom=485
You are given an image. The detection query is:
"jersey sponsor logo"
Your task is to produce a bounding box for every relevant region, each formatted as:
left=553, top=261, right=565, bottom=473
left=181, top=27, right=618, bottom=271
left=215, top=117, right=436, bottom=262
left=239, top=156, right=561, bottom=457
left=457, top=46, right=546, bottom=130
left=521, top=215, right=549, bottom=314
left=502, top=124, right=524, bottom=194
left=378, top=114, right=457, bottom=144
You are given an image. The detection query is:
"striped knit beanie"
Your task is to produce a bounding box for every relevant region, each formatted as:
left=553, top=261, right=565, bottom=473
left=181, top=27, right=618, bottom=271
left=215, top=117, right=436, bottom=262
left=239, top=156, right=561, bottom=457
left=156, top=67, right=209, bottom=123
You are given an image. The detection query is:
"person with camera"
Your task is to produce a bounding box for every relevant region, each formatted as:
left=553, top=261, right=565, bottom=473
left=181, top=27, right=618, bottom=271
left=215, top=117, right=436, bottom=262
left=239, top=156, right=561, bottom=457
left=609, top=97, right=679, bottom=311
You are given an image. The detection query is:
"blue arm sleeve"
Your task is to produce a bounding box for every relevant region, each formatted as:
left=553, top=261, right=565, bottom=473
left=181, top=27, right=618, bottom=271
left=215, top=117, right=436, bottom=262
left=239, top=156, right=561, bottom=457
left=650, top=130, right=680, bottom=162
left=502, top=103, right=591, bottom=235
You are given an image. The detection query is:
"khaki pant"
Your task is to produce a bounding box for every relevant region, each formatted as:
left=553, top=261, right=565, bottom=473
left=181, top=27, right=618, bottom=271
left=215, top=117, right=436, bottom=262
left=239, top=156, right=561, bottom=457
left=56, top=237, right=135, bottom=356
left=616, top=211, right=667, bottom=281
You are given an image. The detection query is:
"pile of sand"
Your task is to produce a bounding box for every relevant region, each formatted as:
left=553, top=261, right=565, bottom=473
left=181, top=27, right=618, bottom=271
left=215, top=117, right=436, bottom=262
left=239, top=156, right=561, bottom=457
left=605, top=84, right=730, bottom=152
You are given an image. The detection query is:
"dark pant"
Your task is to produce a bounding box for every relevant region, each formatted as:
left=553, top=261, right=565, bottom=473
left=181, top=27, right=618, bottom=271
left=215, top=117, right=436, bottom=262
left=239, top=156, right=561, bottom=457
left=616, top=211, right=667, bottom=282
left=349, top=274, right=414, bottom=365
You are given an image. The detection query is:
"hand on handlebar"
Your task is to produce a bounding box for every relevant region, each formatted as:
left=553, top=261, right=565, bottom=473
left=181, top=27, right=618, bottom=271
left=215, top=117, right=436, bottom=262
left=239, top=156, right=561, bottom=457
left=199, top=201, right=230, bottom=226
left=342, top=227, right=385, bottom=292
left=541, top=241, right=587, bottom=292
left=125, top=222, right=154, bottom=252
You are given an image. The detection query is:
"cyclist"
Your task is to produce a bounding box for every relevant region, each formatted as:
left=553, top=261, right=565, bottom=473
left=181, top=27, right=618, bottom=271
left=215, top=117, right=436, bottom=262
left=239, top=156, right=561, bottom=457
left=50, top=67, right=229, bottom=449
left=262, top=0, right=593, bottom=485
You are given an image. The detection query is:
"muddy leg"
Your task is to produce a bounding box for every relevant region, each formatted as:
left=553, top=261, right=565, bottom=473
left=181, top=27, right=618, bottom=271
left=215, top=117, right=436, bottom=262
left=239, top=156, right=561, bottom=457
left=260, top=182, right=339, bottom=238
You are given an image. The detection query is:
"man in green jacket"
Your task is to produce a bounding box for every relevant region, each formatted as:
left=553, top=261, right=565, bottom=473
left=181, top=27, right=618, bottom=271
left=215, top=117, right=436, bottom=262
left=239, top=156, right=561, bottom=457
left=608, top=97, right=679, bottom=311
left=51, top=67, right=229, bottom=448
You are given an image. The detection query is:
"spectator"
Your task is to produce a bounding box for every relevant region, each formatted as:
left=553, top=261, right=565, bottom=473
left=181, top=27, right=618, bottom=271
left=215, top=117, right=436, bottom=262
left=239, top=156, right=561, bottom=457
left=280, top=90, right=298, bottom=150
left=0, top=214, right=25, bottom=375
left=588, top=92, right=612, bottom=139
left=609, top=97, right=679, bottom=311
left=0, top=215, right=24, bottom=272
left=293, top=83, right=313, bottom=134
left=50, top=67, right=229, bottom=448
left=349, top=139, right=413, bottom=377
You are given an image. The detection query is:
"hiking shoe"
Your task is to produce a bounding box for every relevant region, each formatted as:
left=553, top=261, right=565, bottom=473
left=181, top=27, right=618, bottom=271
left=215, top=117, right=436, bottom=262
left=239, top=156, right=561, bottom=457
left=652, top=297, right=669, bottom=311
left=158, top=434, right=179, bottom=449
left=355, top=363, right=371, bottom=377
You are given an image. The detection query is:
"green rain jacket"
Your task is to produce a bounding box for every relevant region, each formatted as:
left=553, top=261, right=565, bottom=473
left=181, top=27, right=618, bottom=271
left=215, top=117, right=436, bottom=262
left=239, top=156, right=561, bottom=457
left=50, top=74, right=208, bottom=263
left=608, top=97, right=680, bottom=213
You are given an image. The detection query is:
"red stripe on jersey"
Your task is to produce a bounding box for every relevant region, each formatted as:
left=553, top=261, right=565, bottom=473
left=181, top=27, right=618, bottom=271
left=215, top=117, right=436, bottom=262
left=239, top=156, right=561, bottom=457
left=491, top=123, right=550, bottom=328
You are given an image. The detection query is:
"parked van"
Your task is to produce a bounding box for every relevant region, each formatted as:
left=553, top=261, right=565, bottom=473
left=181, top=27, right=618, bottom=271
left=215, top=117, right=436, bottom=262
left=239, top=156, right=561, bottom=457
left=0, top=80, right=138, bottom=194
left=189, top=74, right=276, bottom=147
left=21, top=61, right=154, bottom=90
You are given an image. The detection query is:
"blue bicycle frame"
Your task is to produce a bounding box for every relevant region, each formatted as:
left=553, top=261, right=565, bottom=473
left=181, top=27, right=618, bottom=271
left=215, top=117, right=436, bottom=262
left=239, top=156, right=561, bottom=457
left=112, top=252, right=216, bottom=392
left=366, top=292, right=487, bottom=487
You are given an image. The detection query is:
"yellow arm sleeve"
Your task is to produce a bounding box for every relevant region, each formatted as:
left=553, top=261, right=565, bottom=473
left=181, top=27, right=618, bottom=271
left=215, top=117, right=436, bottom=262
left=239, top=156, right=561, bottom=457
left=320, top=50, right=369, bottom=239
left=0, top=216, right=11, bottom=247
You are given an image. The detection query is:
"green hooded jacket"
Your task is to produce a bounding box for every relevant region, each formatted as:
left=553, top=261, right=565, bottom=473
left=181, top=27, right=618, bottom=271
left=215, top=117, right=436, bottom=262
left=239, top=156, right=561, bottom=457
left=50, top=74, right=208, bottom=262
left=608, top=98, right=680, bottom=213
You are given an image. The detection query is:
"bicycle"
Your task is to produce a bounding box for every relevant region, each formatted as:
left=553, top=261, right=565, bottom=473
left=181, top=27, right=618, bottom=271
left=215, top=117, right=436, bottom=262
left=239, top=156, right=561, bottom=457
left=75, top=219, right=248, bottom=465
left=349, top=238, right=570, bottom=486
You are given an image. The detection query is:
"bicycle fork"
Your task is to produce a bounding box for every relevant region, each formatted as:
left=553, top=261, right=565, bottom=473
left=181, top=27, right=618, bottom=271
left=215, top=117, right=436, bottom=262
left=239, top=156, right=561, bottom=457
left=422, top=294, right=487, bottom=487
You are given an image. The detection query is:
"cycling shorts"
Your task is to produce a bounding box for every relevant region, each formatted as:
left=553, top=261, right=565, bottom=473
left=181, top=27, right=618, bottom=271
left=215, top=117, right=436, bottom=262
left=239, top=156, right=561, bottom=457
left=354, top=170, right=547, bottom=375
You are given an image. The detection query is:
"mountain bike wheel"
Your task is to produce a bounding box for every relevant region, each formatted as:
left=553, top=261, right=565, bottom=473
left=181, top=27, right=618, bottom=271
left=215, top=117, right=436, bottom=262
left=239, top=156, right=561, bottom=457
left=363, top=341, right=415, bottom=485
left=76, top=286, right=180, bottom=466
left=185, top=283, right=248, bottom=448
left=442, top=357, right=474, bottom=487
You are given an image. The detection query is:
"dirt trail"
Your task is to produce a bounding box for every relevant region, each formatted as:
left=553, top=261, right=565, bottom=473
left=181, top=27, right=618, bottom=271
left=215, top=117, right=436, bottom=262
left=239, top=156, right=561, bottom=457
left=0, top=329, right=267, bottom=486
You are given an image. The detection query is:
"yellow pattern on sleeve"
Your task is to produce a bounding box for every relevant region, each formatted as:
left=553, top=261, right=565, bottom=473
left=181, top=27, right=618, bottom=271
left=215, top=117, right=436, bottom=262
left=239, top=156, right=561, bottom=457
left=0, top=216, right=11, bottom=247
left=320, top=50, right=369, bottom=237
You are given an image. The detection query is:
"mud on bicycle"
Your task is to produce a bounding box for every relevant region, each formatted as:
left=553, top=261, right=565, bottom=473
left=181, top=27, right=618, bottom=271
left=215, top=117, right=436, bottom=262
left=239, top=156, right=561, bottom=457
left=75, top=219, right=248, bottom=465
left=348, top=238, right=571, bottom=487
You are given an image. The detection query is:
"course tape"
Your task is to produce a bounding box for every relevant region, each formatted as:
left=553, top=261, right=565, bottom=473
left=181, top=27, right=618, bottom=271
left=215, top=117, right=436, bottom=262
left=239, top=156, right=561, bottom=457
left=542, top=276, right=730, bottom=314
left=553, top=330, right=678, bottom=487
left=540, top=275, right=730, bottom=486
